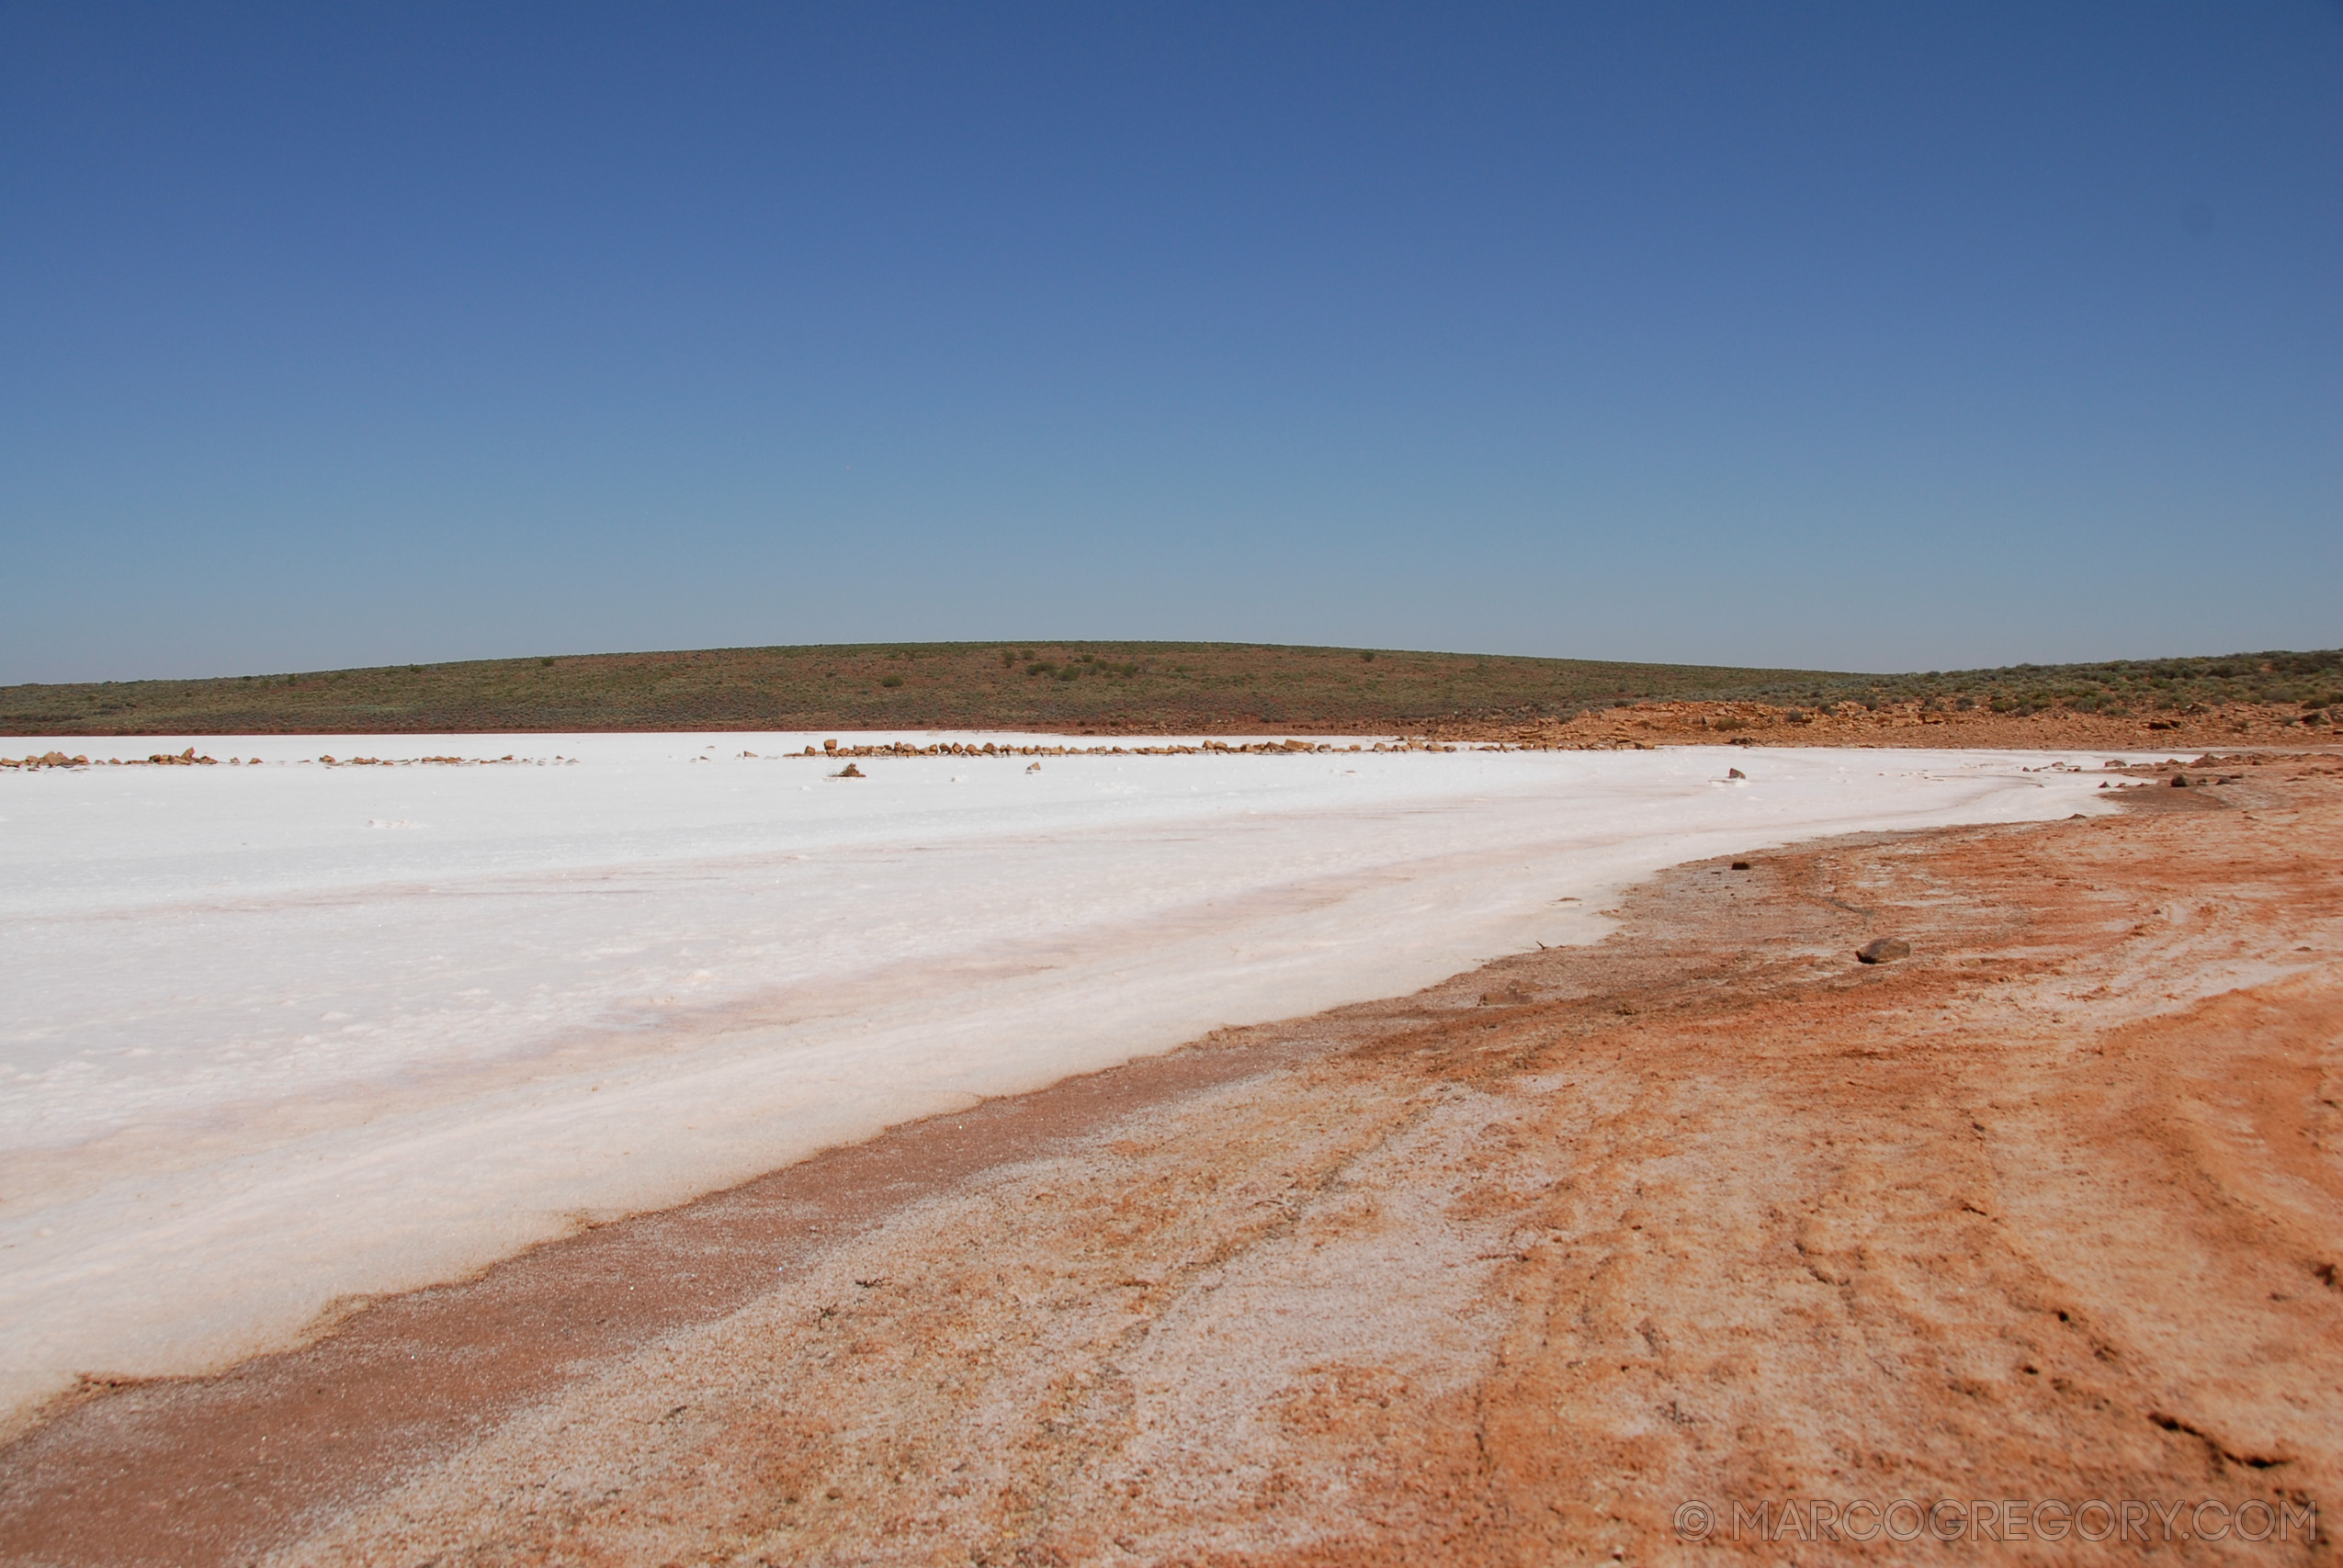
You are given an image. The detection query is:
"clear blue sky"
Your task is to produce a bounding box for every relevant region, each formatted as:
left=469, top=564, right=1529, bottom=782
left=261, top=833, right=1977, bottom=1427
left=4, top=3, right=2337, bottom=682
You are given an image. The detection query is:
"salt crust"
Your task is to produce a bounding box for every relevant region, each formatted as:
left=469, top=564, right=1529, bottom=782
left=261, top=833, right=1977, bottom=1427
left=0, top=730, right=2136, bottom=1424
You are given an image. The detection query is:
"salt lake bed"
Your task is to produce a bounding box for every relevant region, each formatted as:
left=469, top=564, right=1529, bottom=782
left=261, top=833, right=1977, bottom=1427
left=0, top=733, right=2141, bottom=1427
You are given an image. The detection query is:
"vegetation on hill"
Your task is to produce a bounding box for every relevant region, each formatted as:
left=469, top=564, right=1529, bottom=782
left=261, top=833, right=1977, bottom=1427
left=3, top=642, right=2337, bottom=737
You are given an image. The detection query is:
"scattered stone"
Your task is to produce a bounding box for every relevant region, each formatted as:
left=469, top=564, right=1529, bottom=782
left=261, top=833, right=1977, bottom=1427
left=832, top=763, right=865, bottom=778
left=1726, top=768, right=1746, bottom=780
left=1026, top=761, right=1042, bottom=773
left=2171, top=774, right=2189, bottom=788
left=1731, top=860, right=1751, bottom=871
left=1855, top=937, right=1911, bottom=964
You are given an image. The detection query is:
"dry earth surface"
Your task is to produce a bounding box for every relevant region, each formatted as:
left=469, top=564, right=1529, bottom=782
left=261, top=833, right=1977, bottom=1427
left=3, top=754, right=2340, bottom=1566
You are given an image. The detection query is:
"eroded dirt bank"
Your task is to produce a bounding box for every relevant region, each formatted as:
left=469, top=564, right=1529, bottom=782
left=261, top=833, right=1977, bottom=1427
left=5, top=760, right=2340, bottom=1566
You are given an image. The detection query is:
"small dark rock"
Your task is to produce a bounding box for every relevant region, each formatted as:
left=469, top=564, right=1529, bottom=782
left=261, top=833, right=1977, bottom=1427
left=2170, top=774, right=2189, bottom=787
left=1730, top=860, right=1751, bottom=871
left=1856, top=938, right=1912, bottom=964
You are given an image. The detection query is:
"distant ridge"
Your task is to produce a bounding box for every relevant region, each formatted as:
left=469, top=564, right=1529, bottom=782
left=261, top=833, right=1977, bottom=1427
left=3, top=641, right=2337, bottom=738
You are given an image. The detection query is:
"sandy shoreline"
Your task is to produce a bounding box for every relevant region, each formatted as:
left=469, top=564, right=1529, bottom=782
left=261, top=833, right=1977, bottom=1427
left=3, top=753, right=2339, bottom=1563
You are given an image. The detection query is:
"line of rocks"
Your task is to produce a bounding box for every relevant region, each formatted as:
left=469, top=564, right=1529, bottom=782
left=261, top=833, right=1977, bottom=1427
left=3, top=748, right=222, bottom=768
left=790, top=738, right=1471, bottom=760
left=4, top=749, right=216, bottom=769
left=0, top=750, right=568, bottom=770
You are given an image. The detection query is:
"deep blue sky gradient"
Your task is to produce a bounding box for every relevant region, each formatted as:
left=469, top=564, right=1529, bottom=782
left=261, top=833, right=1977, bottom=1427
left=4, top=3, right=2337, bottom=681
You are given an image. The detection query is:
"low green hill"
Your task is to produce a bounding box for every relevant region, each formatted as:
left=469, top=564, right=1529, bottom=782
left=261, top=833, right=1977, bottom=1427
left=3, top=641, right=2337, bottom=736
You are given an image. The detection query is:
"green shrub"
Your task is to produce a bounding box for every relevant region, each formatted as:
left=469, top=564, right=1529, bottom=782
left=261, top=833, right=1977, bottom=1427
left=881, top=674, right=903, bottom=688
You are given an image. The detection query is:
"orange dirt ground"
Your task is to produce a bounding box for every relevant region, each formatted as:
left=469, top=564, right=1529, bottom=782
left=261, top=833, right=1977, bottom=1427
left=2, top=755, right=2338, bottom=1566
